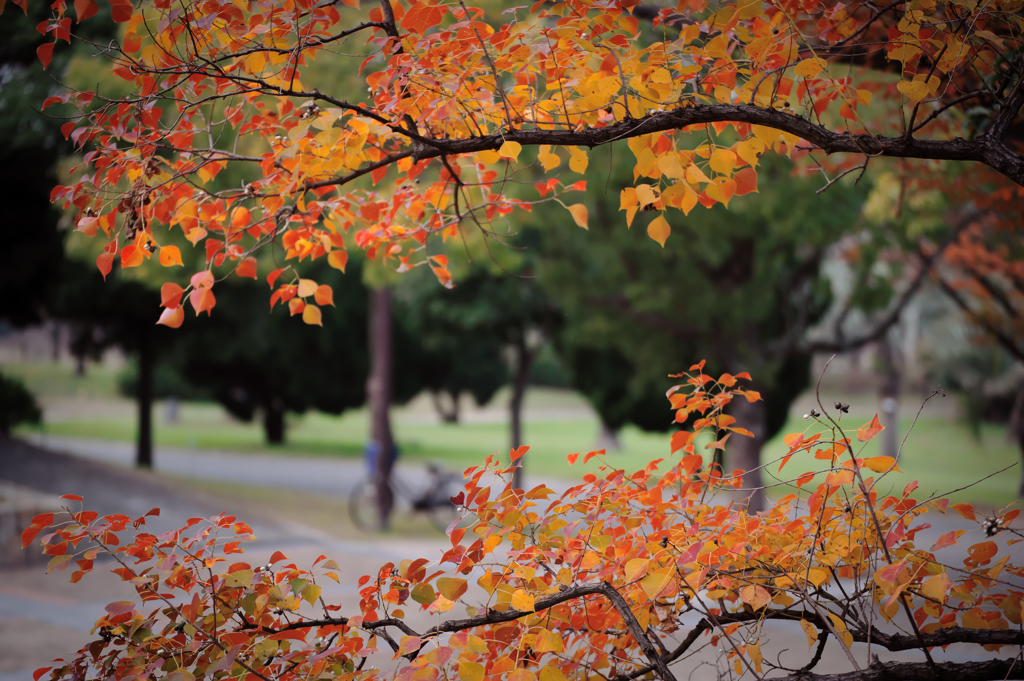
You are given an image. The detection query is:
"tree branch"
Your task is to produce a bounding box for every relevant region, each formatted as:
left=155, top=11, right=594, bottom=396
left=402, top=104, right=1024, bottom=188
left=770, top=657, right=1022, bottom=681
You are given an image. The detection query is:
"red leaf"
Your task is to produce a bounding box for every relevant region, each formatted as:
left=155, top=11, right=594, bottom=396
left=96, top=252, right=115, bottom=280
left=189, top=287, right=216, bottom=316
left=269, top=551, right=288, bottom=564
left=267, top=268, right=285, bottom=288
left=449, top=491, right=465, bottom=506
left=930, top=530, right=960, bottom=551
left=856, top=414, right=885, bottom=442
left=566, top=452, right=579, bottom=465
left=60, top=494, right=83, bottom=501
left=21, top=525, right=42, bottom=549
left=236, top=257, right=258, bottom=279
left=110, top=0, right=133, bottom=22
left=33, top=668, right=53, bottom=681
left=36, top=43, right=54, bottom=69
left=510, top=446, right=529, bottom=462
left=74, top=0, right=97, bottom=21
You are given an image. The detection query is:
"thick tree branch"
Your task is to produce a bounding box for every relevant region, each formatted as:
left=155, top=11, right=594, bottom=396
left=404, top=104, right=1024, bottom=188
left=770, top=657, right=1022, bottom=681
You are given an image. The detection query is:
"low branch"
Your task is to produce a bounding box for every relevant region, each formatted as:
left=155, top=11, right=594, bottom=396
left=771, top=657, right=1022, bottom=681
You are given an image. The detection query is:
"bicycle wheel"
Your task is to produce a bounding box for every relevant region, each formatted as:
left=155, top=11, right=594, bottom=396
left=349, top=477, right=389, bottom=532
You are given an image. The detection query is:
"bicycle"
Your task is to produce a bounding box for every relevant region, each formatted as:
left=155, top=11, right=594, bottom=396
left=349, top=461, right=468, bottom=533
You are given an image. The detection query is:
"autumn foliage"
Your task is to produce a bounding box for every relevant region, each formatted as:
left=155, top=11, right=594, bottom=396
left=4, top=0, right=1021, bottom=325
left=24, top=362, right=1024, bottom=681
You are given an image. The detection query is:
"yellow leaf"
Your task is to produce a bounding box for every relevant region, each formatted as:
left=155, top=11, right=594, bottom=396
left=301, top=583, right=322, bottom=606
left=685, top=163, right=709, bottom=184
left=896, top=79, right=930, bottom=102
left=807, top=568, right=830, bottom=588
left=328, top=250, right=348, bottom=272
left=799, top=619, right=818, bottom=650
left=459, top=662, right=484, bottom=681
left=624, top=558, right=649, bottom=582
left=498, top=140, right=522, bottom=162
left=919, top=572, right=950, bottom=604
left=159, top=246, right=183, bottom=267
left=428, top=595, right=456, bottom=613
left=747, top=642, right=763, bottom=674
left=535, top=629, right=564, bottom=653
left=658, top=153, right=685, bottom=179
left=647, top=215, right=671, bottom=247
left=302, top=304, right=322, bottom=326
left=794, top=57, right=827, bottom=78
left=736, top=138, right=764, bottom=167
left=827, top=613, right=853, bottom=649
left=478, top=149, right=501, bottom=165
left=567, top=203, right=588, bottom=229
left=862, top=456, right=900, bottom=473
left=511, top=589, right=535, bottom=612
left=297, top=279, right=318, bottom=297
left=539, top=667, right=568, bottom=681
left=709, top=148, right=736, bottom=175
left=635, top=184, right=658, bottom=208
left=640, top=569, right=673, bottom=600
left=538, top=145, right=561, bottom=171
left=739, top=584, right=771, bottom=610
left=437, top=577, right=468, bottom=601
left=568, top=146, right=588, bottom=174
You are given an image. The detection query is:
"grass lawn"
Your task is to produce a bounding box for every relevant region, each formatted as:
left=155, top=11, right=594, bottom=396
left=10, top=361, right=1021, bottom=509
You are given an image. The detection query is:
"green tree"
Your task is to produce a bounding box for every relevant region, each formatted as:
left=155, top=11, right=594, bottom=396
left=538, top=151, right=867, bottom=509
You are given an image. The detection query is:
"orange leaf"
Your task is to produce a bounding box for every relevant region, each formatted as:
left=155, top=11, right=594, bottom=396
left=160, top=282, right=183, bottom=308
left=862, top=456, right=900, bottom=473
left=856, top=414, right=885, bottom=442
left=670, top=430, right=693, bottom=454
left=156, top=306, right=184, bottom=328
left=647, top=215, right=671, bottom=247
left=566, top=203, right=588, bottom=229
left=121, top=245, right=144, bottom=268
left=566, top=452, right=579, bottom=464
left=314, top=284, right=334, bottom=306
left=733, top=167, right=758, bottom=195
left=951, top=503, right=976, bottom=521
left=231, top=206, right=251, bottom=230
left=159, top=245, right=183, bottom=267
left=302, top=304, right=322, bottom=326
left=328, top=250, right=348, bottom=272
left=236, top=257, right=258, bottom=279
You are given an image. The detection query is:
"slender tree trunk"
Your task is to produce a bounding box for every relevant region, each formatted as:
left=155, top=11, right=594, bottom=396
left=1010, top=386, right=1024, bottom=498
left=509, top=336, right=535, bottom=490
left=877, top=335, right=901, bottom=459
left=136, top=330, right=154, bottom=469
left=263, top=399, right=286, bottom=444
left=368, top=287, right=395, bottom=528
left=431, top=391, right=460, bottom=423
left=595, top=421, right=621, bottom=451
left=728, top=395, right=767, bottom=512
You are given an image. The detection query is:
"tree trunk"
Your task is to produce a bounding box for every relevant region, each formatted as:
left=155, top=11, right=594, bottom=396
left=263, top=399, right=286, bottom=444
left=728, top=395, right=767, bottom=512
left=136, top=330, right=154, bottom=469
left=1011, top=386, right=1024, bottom=498
left=595, top=421, right=622, bottom=451
left=877, top=335, right=901, bottom=459
left=509, top=336, right=535, bottom=490
left=431, top=391, right=460, bottom=423
left=368, top=287, right=396, bottom=528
